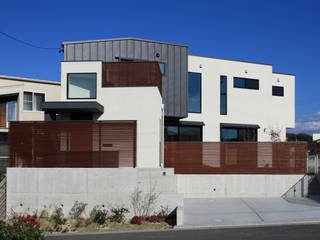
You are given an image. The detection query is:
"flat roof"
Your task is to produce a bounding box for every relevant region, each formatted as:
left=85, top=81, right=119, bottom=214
left=41, top=101, right=104, bottom=113
left=62, top=37, right=188, bottom=48
left=0, top=75, right=60, bottom=85
left=189, top=54, right=273, bottom=66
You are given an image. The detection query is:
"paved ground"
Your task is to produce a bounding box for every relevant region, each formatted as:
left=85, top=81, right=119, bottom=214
left=183, top=198, right=320, bottom=227
left=45, top=224, right=320, bottom=240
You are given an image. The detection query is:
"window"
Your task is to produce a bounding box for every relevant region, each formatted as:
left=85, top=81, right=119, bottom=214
left=220, top=76, right=227, bottom=115
left=23, top=92, right=33, bottom=110
left=158, top=63, right=165, bottom=75
left=234, top=77, right=259, bottom=90
left=67, top=73, right=97, bottom=99
left=272, top=86, right=284, bottom=96
left=221, top=127, right=257, bottom=142
left=165, top=125, right=202, bottom=142
left=24, top=92, right=45, bottom=111
left=188, top=72, right=201, bottom=113
left=0, top=133, right=8, bottom=158
left=7, top=101, right=17, bottom=122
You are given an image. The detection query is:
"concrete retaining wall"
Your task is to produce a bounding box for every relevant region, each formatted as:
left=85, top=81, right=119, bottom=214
left=177, top=174, right=304, bottom=198
left=7, top=168, right=183, bottom=218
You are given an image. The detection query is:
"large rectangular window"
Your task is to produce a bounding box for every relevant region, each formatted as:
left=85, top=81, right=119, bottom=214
left=24, top=92, right=45, bottom=111
left=67, top=73, right=97, bottom=99
left=234, top=77, right=259, bottom=90
left=220, top=76, right=227, bottom=115
left=272, top=86, right=284, bottom=96
left=221, top=127, right=257, bottom=142
left=188, top=72, right=201, bottom=113
left=165, top=125, right=202, bottom=142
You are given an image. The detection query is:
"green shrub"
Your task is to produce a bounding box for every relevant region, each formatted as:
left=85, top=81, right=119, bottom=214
left=69, top=201, right=87, bottom=219
left=49, top=206, right=66, bottom=231
left=0, top=215, right=44, bottom=240
left=109, top=207, right=129, bottom=223
left=90, top=206, right=108, bottom=225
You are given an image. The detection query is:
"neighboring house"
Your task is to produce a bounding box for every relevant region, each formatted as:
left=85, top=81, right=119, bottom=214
left=313, top=133, right=320, bottom=143
left=0, top=75, right=60, bottom=171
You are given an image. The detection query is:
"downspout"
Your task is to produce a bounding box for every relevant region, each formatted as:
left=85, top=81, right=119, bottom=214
left=160, top=104, right=164, bottom=168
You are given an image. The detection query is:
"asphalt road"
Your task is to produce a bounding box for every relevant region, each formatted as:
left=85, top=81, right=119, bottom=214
left=46, top=223, right=320, bottom=240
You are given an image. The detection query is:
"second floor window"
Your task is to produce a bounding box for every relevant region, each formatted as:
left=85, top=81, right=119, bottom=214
left=220, top=76, right=227, bottom=115
left=234, top=77, right=259, bottom=90
left=24, top=92, right=45, bottom=111
left=188, top=72, right=201, bottom=113
left=67, top=73, right=97, bottom=99
left=272, top=86, right=284, bottom=96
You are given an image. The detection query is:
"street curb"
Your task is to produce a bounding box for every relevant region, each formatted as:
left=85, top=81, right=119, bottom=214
left=45, top=221, right=320, bottom=237
left=173, top=220, right=320, bottom=230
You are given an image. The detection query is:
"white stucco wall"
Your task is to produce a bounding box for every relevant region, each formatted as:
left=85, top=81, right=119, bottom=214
left=60, top=62, right=163, bottom=168
left=184, top=55, right=295, bottom=142
left=7, top=168, right=183, bottom=218
left=177, top=174, right=303, bottom=198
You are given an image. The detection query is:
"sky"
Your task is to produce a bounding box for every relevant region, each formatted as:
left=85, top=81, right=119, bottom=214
left=0, top=0, right=319, bottom=134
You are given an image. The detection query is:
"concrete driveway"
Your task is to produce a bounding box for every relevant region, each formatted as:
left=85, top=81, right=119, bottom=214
left=183, top=198, right=320, bottom=227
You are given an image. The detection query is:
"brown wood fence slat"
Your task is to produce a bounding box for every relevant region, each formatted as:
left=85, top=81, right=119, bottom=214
left=9, top=121, right=136, bottom=168
left=164, top=142, right=307, bottom=174
left=102, top=62, right=162, bottom=93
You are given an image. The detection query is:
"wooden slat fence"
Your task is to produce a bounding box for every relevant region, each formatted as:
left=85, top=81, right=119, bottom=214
left=9, top=121, right=136, bottom=168
left=165, top=142, right=307, bottom=174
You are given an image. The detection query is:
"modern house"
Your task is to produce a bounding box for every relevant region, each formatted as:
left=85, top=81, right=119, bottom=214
left=0, top=75, right=60, bottom=172
left=6, top=38, right=306, bottom=220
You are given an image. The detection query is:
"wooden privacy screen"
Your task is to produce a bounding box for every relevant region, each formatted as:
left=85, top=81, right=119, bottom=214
left=0, top=103, right=6, bottom=127
left=165, top=142, right=307, bottom=174
left=102, top=62, right=162, bottom=93
left=9, top=121, right=136, bottom=168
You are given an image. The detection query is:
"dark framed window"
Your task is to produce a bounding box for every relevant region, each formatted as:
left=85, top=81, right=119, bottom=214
left=165, top=125, right=202, bottom=142
left=221, top=127, right=257, bottom=142
left=272, top=86, right=284, bottom=96
left=220, top=76, right=227, bottom=115
left=67, top=73, right=97, bottom=99
left=234, top=77, right=259, bottom=90
left=24, top=92, right=45, bottom=111
left=188, top=72, right=201, bottom=113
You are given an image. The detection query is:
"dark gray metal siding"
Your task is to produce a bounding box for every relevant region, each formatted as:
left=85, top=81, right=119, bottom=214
left=63, top=38, right=188, bottom=118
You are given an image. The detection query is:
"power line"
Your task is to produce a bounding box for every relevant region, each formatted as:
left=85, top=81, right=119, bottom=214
left=0, top=31, right=63, bottom=52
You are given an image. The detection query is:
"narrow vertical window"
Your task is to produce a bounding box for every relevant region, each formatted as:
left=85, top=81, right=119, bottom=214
left=188, top=72, right=201, bottom=113
left=220, top=76, right=227, bottom=115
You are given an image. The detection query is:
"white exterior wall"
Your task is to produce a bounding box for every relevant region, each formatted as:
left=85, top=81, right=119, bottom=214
left=60, top=62, right=163, bottom=168
left=184, top=55, right=295, bottom=142
left=177, top=174, right=303, bottom=198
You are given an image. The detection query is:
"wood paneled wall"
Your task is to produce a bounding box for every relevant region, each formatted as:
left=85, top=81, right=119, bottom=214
left=0, top=104, right=6, bottom=128
left=9, top=121, right=136, bottom=168
left=164, top=142, right=307, bottom=174
left=102, top=62, right=162, bottom=93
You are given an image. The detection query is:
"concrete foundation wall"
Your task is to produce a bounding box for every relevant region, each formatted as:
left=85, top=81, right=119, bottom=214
left=177, top=174, right=304, bottom=198
left=7, top=168, right=183, bottom=218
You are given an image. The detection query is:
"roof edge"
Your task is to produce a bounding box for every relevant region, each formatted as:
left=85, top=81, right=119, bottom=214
left=62, top=37, right=188, bottom=48
left=0, top=75, right=60, bottom=85
left=189, top=54, right=273, bottom=66
left=272, top=71, right=295, bottom=76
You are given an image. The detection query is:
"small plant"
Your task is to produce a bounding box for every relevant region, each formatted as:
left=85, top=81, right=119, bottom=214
left=155, top=205, right=171, bottom=220
left=131, top=184, right=160, bottom=217
left=145, top=215, right=161, bottom=223
left=69, top=201, right=87, bottom=219
left=49, top=206, right=67, bottom=231
left=90, top=206, right=108, bottom=225
left=131, top=216, right=143, bottom=225
left=109, top=207, right=129, bottom=223
left=40, top=208, right=49, bottom=219
left=0, top=215, right=44, bottom=240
